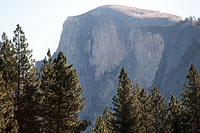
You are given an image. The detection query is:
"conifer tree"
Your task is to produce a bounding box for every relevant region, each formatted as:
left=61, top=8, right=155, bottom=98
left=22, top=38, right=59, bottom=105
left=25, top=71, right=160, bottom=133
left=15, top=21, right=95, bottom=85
left=0, top=32, right=17, bottom=90
left=112, top=67, right=139, bottom=133
left=92, top=107, right=113, bottom=133
left=0, top=72, right=18, bottom=133
left=181, top=64, right=200, bottom=132
left=137, top=87, right=153, bottom=133
left=38, top=50, right=55, bottom=132
left=168, top=94, right=187, bottom=133
left=12, top=24, right=40, bottom=133
left=0, top=25, right=40, bottom=132
left=40, top=50, right=88, bottom=132
left=150, top=87, right=170, bottom=133
left=0, top=32, right=18, bottom=133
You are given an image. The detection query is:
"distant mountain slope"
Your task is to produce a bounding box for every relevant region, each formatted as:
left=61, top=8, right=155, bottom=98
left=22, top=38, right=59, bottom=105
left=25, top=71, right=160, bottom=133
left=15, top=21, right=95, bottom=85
left=36, top=5, right=200, bottom=125
left=152, top=21, right=200, bottom=100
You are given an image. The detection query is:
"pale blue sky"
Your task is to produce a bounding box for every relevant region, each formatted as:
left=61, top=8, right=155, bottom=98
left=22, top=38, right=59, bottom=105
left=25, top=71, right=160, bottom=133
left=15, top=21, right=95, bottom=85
left=0, top=0, right=200, bottom=61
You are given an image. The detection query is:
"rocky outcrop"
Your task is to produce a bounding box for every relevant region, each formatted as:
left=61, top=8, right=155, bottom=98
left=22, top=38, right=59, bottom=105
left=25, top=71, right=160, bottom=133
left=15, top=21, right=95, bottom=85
left=51, top=5, right=183, bottom=124
left=152, top=21, right=200, bottom=100
left=37, top=5, right=200, bottom=127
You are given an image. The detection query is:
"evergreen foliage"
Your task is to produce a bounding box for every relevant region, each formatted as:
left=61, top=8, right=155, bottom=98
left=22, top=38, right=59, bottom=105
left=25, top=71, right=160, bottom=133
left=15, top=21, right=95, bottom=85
left=168, top=94, right=186, bottom=133
left=137, top=87, right=153, bottom=133
left=12, top=24, right=40, bottom=132
left=93, top=64, right=200, bottom=133
left=92, top=107, right=113, bottom=133
left=0, top=32, right=16, bottom=85
left=0, top=25, right=40, bottom=132
left=112, top=67, right=139, bottom=133
left=1, top=25, right=200, bottom=133
left=181, top=64, right=200, bottom=132
left=150, top=87, right=170, bottom=133
left=39, top=50, right=88, bottom=132
left=0, top=73, right=18, bottom=133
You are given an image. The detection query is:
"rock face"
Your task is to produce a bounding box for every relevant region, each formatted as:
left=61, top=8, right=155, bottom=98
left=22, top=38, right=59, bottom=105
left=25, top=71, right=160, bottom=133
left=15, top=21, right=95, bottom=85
left=152, top=21, right=200, bottom=100
left=36, top=5, right=200, bottom=125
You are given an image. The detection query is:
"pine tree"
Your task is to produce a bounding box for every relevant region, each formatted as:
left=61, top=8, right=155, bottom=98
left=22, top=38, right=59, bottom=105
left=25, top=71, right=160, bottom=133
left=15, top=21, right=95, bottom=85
left=0, top=25, right=40, bottom=132
left=0, top=72, right=18, bottom=133
left=112, top=67, right=139, bottom=133
left=168, top=94, right=187, bottom=133
left=137, top=87, right=154, bottom=133
left=0, top=32, right=17, bottom=90
left=13, top=24, right=40, bottom=132
left=0, top=32, right=18, bottom=133
left=92, top=107, right=113, bottom=133
left=181, top=64, right=200, bottom=132
left=150, top=87, right=170, bottom=133
left=40, top=50, right=88, bottom=132
left=38, top=50, right=55, bottom=132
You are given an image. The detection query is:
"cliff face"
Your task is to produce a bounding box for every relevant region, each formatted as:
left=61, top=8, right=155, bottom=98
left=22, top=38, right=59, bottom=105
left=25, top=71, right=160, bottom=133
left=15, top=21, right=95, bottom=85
left=36, top=5, right=200, bottom=124
left=53, top=5, right=183, bottom=123
left=152, top=22, right=200, bottom=100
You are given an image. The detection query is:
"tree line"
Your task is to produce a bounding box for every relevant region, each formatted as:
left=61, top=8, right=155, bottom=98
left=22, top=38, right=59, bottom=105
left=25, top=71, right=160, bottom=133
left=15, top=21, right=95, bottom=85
left=93, top=66, right=200, bottom=133
left=0, top=25, right=199, bottom=133
left=0, top=25, right=88, bottom=133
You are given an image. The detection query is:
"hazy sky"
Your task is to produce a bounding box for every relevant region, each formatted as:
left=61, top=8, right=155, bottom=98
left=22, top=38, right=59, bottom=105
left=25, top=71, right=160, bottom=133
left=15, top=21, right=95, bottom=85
left=1, top=0, right=200, bottom=61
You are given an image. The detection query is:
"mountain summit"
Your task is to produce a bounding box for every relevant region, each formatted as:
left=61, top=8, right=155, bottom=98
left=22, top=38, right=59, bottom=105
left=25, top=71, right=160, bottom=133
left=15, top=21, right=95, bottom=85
left=36, top=5, right=200, bottom=125
left=95, top=5, right=181, bottom=20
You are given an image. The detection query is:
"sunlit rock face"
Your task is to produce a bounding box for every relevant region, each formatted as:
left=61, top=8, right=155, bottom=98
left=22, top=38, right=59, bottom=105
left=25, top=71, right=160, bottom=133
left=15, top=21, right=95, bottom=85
left=37, top=5, right=200, bottom=126
left=152, top=22, right=200, bottom=101
left=54, top=5, right=182, bottom=124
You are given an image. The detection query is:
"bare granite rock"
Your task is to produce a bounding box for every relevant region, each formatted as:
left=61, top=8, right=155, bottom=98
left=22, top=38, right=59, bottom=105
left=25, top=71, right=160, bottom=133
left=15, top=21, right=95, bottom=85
left=36, top=5, right=200, bottom=127
left=53, top=5, right=182, bottom=124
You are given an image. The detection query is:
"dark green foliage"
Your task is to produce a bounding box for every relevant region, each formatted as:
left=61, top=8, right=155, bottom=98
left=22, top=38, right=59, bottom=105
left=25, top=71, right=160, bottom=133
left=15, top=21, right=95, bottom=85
left=0, top=73, right=18, bottom=133
left=39, top=50, right=88, bottom=132
left=181, top=64, right=200, bottom=132
left=2, top=24, right=200, bottom=133
left=0, top=32, right=17, bottom=90
left=12, top=25, right=40, bottom=132
left=0, top=25, right=88, bottom=132
left=168, top=94, right=187, bottom=133
left=94, top=65, right=200, bottom=133
left=112, top=67, right=139, bottom=133
left=92, top=107, right=113, bottom=133
left=150, top=87, right=170, bottom=133
left=0, top=25, right=40, bottom=132
left=0, top=33, right=18, bottom=132
left=137, top=87, right=153, bottom=133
